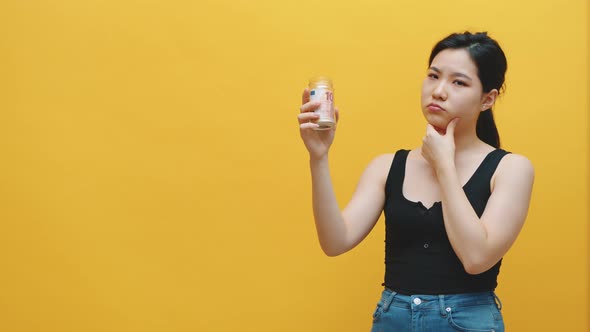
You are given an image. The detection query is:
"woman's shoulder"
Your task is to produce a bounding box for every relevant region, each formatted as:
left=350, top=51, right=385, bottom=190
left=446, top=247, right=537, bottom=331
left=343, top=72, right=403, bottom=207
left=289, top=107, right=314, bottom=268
left=498, top=150, right=534, bottom=171
left=492, top=151, right=535, bottom=191
left=370, top=148, right=412, bottom=166
left=368, top=153, right=396, bottom=170
left=363, top=152, right=401, bottom=182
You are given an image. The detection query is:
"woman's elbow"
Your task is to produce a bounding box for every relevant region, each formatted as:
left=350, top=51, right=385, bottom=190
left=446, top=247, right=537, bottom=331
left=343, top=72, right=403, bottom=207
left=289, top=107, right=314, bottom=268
left=320, top=243, right=349, bottom=257
left=463, top=258, right=497, bottom=275
left=464, top=263, right=486, bottom=275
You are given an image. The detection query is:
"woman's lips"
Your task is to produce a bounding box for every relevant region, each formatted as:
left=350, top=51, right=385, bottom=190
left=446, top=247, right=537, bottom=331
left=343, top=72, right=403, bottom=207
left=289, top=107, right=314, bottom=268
left=427, top=103, right=446, bottom=112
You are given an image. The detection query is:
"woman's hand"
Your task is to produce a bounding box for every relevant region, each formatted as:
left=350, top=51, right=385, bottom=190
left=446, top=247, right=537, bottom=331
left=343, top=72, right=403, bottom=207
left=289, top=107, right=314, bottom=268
left=421, top=118, right=460, bottom=174
left=298, top=88, right=339, bottom=160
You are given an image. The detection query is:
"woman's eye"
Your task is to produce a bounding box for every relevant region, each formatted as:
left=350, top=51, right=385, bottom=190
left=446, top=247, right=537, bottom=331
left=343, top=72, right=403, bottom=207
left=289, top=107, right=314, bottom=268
left=454, top=80, right=467, bottom=86
left=428, top=73, right=438, bottom=79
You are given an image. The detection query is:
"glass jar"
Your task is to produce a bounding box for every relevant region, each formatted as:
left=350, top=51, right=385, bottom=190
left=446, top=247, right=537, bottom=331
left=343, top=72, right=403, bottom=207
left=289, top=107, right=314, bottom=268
left=308, top=76, right=335, bottom=130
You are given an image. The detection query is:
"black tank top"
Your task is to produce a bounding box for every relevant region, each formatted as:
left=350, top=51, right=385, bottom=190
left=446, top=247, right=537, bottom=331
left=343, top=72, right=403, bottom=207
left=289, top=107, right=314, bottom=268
left=382, top=148, right=511, bottom=294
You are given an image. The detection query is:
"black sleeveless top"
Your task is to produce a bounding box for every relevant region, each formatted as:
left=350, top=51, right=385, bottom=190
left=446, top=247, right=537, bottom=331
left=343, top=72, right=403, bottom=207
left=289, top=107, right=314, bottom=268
left=382, top=148, right=511, bottom=295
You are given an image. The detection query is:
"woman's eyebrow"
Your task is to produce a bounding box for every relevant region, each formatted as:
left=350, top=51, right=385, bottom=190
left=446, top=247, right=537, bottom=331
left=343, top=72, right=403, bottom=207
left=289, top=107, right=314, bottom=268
left=429, top=66, right=473, bottom=81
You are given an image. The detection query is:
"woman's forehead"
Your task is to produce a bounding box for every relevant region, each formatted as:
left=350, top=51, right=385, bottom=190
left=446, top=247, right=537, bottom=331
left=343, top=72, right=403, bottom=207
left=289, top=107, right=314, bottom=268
left=430, top=49, right=478, bottom=75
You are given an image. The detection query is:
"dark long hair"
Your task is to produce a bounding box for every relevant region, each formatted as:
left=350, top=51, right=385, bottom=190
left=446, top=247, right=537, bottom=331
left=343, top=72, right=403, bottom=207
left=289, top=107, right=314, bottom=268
left=428, top=32, right=507, bottom=148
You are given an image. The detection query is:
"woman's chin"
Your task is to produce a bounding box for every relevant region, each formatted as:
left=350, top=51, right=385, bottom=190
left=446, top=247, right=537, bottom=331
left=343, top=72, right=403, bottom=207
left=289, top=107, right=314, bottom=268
left=424, top=118, right=448, bottom=134
left=423, top=117, right=446, bottom=127
left=423, top=111, right=446, bottom=121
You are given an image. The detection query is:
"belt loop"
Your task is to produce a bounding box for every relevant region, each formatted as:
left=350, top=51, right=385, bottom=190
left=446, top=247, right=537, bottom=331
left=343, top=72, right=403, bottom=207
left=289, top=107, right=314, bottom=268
left=438, top=295, right=447, bottom=317
left=493, top=292, right=503, bottom=311
left=382, top=290, right=397, bottom=313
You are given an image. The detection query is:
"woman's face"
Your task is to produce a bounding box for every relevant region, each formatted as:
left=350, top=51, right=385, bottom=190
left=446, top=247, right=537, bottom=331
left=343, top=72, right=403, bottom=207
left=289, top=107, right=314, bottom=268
left=420, top=48, right=485, bottom=133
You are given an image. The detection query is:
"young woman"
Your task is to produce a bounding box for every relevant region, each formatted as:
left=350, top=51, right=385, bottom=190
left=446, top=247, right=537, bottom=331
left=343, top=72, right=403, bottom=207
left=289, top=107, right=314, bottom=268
left=297, top=32, right=534, bottom=332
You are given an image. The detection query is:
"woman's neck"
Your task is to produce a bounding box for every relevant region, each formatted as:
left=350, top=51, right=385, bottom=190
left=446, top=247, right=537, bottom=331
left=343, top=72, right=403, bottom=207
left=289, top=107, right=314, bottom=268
left=453, top=127, right=493, bottom=157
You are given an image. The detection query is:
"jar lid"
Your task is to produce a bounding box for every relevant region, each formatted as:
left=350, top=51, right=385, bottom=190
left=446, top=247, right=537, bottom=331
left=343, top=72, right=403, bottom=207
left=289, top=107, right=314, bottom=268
left=309, top=76, right=333, bottom=89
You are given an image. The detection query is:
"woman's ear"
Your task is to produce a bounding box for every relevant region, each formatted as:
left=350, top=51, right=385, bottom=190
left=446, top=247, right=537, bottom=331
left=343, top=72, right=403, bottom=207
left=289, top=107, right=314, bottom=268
left=481, top=89, right=499, bottom=111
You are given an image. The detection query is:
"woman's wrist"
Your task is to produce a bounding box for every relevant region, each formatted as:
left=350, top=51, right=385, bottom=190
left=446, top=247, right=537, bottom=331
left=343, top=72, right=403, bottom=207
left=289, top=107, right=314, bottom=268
left=309, top=154, right=329, bottom=167
left=435, top=159, right=456, bottom=179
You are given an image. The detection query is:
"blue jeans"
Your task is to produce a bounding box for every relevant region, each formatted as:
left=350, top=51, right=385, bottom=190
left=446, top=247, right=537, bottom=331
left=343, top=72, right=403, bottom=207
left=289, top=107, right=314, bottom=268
left=371, top=288, right=504, bottom=332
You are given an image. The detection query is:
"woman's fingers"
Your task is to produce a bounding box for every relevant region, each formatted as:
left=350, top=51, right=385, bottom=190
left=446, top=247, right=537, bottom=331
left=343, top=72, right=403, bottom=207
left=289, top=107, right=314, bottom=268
left=300, top=101, right=321, bottom=113
left=300, top=122, right=320, bottom=130
left=302, top=88, right=310, bottom=104
left=297, top=112, right=319, bottom=124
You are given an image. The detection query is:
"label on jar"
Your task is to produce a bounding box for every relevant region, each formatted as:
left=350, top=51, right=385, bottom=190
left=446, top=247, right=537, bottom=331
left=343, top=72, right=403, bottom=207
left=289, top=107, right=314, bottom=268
left=310, top=87, right=334, bottom=128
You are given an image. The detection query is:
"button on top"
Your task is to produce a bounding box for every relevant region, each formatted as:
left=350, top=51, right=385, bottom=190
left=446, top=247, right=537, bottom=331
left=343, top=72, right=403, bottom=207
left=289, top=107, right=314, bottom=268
left=413, top=298, right=422, bottom=305
left=423, top=243, right=429, bottom=249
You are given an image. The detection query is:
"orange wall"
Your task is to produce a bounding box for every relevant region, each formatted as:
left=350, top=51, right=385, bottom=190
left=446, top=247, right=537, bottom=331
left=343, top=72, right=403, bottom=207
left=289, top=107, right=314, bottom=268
left=0, top=0, right=587, bottom=331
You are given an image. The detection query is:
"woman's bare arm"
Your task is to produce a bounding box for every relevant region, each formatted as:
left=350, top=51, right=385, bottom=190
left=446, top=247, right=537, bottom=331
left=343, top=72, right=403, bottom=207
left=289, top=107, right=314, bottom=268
left=437, top=153, right=534, bottom=274
left=310, top=153, right=393, bottom=256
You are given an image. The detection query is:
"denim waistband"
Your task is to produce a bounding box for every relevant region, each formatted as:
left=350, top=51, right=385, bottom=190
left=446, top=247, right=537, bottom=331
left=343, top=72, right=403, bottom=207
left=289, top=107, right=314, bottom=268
left=380, top=287, right=502, bottom=316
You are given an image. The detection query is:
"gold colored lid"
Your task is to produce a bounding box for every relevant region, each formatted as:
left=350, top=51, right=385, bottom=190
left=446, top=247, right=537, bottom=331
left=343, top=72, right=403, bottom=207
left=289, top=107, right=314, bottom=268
left=308, top=76, right=333, bottom=89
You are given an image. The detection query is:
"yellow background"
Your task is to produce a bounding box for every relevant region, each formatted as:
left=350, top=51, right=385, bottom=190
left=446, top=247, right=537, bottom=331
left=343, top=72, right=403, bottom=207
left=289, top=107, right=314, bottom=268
left=0, top=0, right=587, bottom=331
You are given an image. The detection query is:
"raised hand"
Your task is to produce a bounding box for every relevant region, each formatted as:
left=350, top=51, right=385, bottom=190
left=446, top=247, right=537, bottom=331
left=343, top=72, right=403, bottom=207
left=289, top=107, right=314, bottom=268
left=421, top=118, right=460, bottom=174
left=298, top=87, right=340, bottom=160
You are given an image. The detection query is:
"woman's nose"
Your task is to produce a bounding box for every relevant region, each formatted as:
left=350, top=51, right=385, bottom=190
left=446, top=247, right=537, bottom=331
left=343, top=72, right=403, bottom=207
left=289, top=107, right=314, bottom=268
left=432, top=82, right=447, bottom=100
